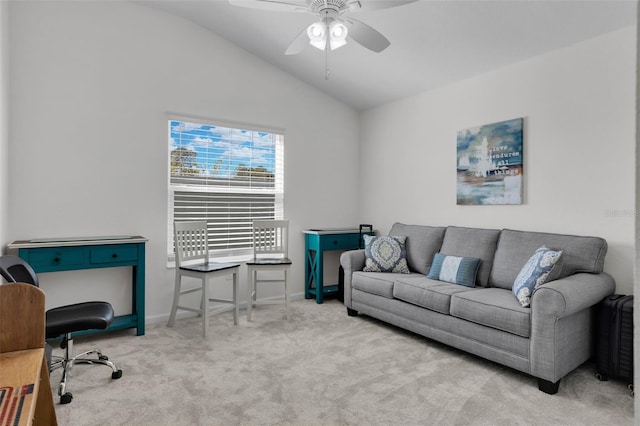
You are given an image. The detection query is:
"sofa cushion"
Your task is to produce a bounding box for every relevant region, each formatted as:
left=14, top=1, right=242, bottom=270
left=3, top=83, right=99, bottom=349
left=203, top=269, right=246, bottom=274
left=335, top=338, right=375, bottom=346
left=438, top=226, right=500, bottom=287
left=363, top=235, right=410, bottom=273
left=352, top=271, right=422, bottom=299
left=450, top=288, right=531, bottom=338
left=388, top=223, right=446, bottom=274
left=489, top=229, right=608, bottom=289
left=393, top=276, right=477, bottom=315
left=426, top=253, right=480, bottom=287
left=512, top=246, right=563, bottom=308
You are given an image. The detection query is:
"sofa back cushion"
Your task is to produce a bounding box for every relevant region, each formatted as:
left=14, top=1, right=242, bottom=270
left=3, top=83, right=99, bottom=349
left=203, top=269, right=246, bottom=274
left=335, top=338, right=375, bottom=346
left=438, top=226, right=500, bottom=287
left=489, top=229, right=608, bottom=289
left=388, top=223, right=446, bottom=275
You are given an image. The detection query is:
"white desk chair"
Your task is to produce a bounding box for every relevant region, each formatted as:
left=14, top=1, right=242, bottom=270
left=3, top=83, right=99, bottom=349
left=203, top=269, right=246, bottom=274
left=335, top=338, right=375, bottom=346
left=246, top=220, right=292, bottom=321
left=168, top=221, right=240, bottom=337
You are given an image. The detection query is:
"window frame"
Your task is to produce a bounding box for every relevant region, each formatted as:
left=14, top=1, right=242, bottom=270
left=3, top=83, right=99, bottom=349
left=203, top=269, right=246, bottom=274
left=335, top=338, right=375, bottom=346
left=167, top=114, right=285, bottom=263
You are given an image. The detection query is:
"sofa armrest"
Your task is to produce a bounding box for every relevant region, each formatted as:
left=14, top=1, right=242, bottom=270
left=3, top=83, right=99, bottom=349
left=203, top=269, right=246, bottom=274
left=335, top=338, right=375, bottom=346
left=530, top=272, right=615, bottom=383
left=340, top=249, right=365, bottom=308
left=533, top=272, right=615, bottom=318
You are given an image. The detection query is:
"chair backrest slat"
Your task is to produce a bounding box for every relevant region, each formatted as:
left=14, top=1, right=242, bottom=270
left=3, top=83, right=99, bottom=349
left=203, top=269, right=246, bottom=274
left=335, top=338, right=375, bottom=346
left=253, top=220, right=289, bottom=259
left=174, top=221, right=209, bottom=266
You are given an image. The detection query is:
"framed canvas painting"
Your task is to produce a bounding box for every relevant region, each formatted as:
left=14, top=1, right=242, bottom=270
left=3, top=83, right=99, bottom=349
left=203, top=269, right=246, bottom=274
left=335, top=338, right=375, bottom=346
left=456, top=118, right=523, bottom=205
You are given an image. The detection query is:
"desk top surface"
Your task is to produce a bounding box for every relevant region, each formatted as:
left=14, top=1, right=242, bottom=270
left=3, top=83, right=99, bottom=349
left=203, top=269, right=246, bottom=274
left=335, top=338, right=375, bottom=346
left=302, top=228, right=366, bottom=235
left=0, top=348, right=43, bottom=426
left=8, top=235, right=148, bottom=249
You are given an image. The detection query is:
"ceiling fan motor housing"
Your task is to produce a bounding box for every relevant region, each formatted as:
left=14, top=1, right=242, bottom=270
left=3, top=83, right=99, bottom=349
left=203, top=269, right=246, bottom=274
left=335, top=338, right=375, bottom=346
left=309, top=0, right=359, bottom=15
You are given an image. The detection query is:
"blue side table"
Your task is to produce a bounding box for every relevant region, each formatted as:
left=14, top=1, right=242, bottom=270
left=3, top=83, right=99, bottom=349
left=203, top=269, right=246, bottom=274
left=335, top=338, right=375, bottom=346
left=303, top=228, right=373, bottom=304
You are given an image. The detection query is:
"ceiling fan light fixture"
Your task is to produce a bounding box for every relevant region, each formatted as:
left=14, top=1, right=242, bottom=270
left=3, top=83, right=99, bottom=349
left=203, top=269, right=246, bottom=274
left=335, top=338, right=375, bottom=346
left=307, top=21, right=327, bottom=50
left=230, top=0, right=417, bottom=57
left=329, top=21, right=348, bottom=50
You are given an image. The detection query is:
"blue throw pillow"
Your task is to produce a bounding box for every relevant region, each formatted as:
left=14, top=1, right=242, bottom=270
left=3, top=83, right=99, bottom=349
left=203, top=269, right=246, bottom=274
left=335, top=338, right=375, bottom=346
left=427, top=253, right=480, bottom=287
left=363, top=235, right=410, bottom=273
left=513, top=246, right=563, bottom=308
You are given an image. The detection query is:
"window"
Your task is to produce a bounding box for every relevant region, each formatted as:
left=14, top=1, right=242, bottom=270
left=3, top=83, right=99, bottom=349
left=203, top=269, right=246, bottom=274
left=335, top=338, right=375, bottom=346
left=168, top=117, right=284, bottom=260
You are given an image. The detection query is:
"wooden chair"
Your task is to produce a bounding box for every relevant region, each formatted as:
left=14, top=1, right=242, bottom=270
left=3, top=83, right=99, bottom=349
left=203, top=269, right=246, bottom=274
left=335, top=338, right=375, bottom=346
left=0, top=283, right=57, bottom=425
left=167, top=221, right=240, bottom=337
left=246, top=220, right=292, bottom=321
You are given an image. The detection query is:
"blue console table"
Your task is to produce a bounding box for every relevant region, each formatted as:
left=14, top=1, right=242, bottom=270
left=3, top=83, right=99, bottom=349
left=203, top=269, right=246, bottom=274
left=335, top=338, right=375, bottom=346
left=303, top=229, right=373, bottom=304
left=8, top=236, right=147, bottom=336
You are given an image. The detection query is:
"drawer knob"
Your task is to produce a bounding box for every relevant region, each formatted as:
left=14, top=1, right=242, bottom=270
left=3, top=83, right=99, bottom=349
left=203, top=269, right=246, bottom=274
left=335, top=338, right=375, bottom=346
left=112, top=253, right=118, bottom=259
left=333, top=240, right=338, bottom=245
left=53, top=257, right=60, bottom=264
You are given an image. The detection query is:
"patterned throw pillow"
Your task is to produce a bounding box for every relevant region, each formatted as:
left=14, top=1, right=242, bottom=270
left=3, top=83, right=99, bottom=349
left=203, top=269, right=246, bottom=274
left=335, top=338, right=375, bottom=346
left=363, top=235, right=410, bottom=273
left=426, top=253, right=481, bottom=287
left=512, top=246, right=563, bottom=308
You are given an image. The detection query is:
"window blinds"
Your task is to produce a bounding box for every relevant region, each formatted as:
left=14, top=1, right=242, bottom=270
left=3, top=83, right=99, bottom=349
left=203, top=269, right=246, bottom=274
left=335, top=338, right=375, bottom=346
left=168, top=119, right=284, bottom=258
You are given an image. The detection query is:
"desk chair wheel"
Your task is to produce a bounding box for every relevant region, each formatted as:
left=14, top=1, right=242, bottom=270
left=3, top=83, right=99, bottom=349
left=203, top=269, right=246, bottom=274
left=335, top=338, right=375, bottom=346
left=112, top=369, right=123, bottom=379
left=60, top=391, right=73, bottom=404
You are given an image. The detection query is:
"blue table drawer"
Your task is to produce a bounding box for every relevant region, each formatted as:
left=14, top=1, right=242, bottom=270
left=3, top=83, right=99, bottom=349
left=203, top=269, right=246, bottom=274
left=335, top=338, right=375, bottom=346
left=321, top=233, right=361, bottom=250
left=28, top=247, right=86, bottom=269
left=90, top=245, right=138, bottom=264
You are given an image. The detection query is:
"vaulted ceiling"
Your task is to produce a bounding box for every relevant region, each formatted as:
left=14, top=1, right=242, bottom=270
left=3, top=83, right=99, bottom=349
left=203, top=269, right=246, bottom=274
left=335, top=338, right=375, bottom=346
left=141, top=0, right=637, bottom=111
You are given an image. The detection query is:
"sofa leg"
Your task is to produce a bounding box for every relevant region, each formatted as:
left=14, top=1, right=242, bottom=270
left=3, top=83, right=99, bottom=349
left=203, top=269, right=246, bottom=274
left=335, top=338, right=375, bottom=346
left=346, top=308, right=358, bottom=317
left=538, top=378, right=560, bottom=394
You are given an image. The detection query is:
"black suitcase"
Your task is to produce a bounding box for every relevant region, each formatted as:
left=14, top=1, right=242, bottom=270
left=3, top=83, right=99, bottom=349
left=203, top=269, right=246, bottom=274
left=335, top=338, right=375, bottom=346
left=595, top=294, right=634, bottom=395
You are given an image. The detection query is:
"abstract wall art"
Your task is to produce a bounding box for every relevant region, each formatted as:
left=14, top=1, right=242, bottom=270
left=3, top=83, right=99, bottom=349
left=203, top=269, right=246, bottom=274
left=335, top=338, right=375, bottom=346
left=456, top=118, right=523, bottom=205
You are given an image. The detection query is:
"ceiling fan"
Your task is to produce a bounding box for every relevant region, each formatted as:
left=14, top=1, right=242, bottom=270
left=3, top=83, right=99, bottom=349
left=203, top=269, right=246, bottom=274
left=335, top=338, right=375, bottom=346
left=229, top=0, right=417, bottom=55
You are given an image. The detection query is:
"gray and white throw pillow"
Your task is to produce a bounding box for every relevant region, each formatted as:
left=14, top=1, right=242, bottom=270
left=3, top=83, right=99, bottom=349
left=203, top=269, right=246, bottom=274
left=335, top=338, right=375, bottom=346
left=512, top=246, right=563, bottom=308
left=363, top=235, right=410, bottom=274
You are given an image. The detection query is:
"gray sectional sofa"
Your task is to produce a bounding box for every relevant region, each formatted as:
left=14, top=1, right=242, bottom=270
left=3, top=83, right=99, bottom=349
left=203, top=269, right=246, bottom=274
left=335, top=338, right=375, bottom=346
left=340, top=223, right=615, bottom=394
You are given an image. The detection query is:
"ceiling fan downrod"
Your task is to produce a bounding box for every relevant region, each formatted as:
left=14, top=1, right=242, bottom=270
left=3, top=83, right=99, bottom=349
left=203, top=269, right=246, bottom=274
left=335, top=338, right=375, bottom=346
left=324, top=41, right=330, bottom=80
left=323, top=11, right=330, bottom=80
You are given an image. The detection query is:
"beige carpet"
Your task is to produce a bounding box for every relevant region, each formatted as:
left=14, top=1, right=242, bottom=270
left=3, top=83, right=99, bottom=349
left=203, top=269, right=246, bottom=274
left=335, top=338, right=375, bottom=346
left=51, top=299, right=633, bottom=425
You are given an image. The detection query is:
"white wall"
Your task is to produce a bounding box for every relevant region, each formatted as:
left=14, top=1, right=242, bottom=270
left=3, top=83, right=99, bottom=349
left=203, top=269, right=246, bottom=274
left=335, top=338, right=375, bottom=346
left=7, top=1, right=361, bottom=320
left=360, top=27, right=636, bottom=295
left=0, top=0, right=9, bottom=250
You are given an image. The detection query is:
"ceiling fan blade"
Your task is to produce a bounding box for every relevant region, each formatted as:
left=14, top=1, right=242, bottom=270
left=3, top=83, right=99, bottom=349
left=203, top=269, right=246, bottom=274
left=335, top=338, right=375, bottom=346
left=347, top=0, right=417, bottom=12
left=345, top=17, right=390, bottom=53
left=228, top=0, right=308, bottom=13
left=285, top=26, right=310, bottom=55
